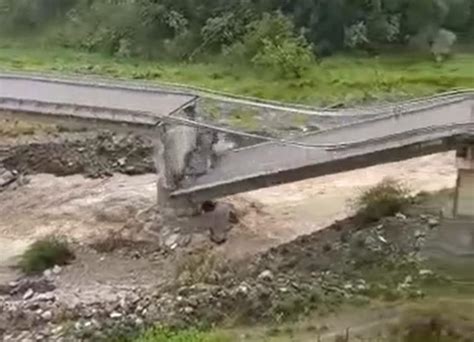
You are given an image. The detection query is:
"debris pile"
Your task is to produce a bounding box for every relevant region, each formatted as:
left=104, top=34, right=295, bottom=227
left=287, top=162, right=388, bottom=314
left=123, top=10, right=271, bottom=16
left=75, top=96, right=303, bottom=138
left=2, top=132, right=155, bottom=178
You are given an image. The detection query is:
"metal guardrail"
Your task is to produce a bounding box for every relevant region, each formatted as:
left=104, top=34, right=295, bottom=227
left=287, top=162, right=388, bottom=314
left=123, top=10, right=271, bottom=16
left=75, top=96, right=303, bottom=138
left=1, top=90, right=473, bottom=150
left=172, top=126, right=474, bottom=198
left=0, top=70, right=335, bottom=112
left=0, top=72, right=196, bottom=98
left=0, top=97, right=161, bottom=127
left=1, top=72, right=474, bottom=199
left=338, top=89, right=474, bottom=113
left=1, top=70, right=473, bottom=116
left=327, top=122, right=474, bottom=151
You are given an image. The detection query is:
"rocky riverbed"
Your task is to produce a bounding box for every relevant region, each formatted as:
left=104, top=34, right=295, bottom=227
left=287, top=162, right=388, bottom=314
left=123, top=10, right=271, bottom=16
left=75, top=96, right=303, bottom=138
left=0, top=125, right=462, bottom=341
left=0, top=212, right=446, bottom=341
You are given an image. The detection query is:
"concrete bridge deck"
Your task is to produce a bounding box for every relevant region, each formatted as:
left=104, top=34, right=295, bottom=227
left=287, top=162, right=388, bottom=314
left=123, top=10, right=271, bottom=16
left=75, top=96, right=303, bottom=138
left=1, top=73, right=473, bottom=204
left=0, top=74, right=197, bottom=131
left=173, top=97, right=474, bottom=200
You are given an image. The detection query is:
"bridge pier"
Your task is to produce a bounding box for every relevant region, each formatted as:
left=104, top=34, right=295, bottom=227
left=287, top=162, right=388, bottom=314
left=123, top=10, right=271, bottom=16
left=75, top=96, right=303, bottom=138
left=422, top=144, right=474, bottom=262
left=155, top=107, right=217, bottom=217
left=454, top=145, right=474, bottom=219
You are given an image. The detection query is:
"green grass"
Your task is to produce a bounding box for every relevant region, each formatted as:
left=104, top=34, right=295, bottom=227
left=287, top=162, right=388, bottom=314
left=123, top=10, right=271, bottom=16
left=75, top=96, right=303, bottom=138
left=388, top=299, right=474, bottom=342
left=1, top=40, right=474, bottom=105
left=228, top=108, right=260, bottom=130
left=121, top=327, right=231, bottom=342
left=18, top=236, right=75, bottom=275
left=129, top=298, right=474, bottom=342
left=0, top=119, right=58, bottom=137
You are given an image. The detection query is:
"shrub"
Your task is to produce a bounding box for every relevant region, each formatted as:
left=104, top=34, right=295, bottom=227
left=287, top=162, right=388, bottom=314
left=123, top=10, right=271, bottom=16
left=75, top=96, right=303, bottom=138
left=174, top=248, right=238, bottom=286
left=225, top=12, right=296, bottom=61
left=252, top=36, right=313, bottom=78
left=225, top=12, right=314, bottom=78
left=353, top=178, right=411, bottom=222
left=89, top=230, right=135, bottom=254
left=431, top=28, right=457, bottom=62
left=18, top=236, right=75, bottom=275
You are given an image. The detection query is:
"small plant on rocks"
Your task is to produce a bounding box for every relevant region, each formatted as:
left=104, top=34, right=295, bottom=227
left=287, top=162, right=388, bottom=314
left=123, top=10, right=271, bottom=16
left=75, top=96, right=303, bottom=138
left=89, top=230, right=136, bottom=253
left=18, top=236, right=75, bottom=275
left=353, top=178, right=411, bottom=222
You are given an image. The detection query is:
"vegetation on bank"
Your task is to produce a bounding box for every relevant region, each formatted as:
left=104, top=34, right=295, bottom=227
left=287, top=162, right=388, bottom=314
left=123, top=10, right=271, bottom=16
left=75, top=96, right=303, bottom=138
left=2, top=2, right=474, bottom=341
left=353, top=178, right=412, bottom=222
left=391, top=300, right=474, bottom=342
left=121, top=327, right=230, bottom=342
left=1, top=0, right=474, bottom=62
left=0, top=1, right=474, bottom=106
left=120, top=299, right=474, bottom=342
left=18, top=236, right=75, bottom=275
left=0, top=43, right=474, bottom=106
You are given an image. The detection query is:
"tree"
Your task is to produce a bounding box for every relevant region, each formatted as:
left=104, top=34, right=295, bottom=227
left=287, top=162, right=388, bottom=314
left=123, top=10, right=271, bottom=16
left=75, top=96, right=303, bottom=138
left=0, top=0, right=473, bottom=57
left=225, top=12, right=314, bottom=78
left=252, top=35, right=314, bottom=78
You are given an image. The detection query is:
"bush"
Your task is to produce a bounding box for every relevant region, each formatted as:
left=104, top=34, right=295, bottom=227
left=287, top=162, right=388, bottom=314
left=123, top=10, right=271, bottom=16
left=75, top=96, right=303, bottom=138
left=174, top=247, right=240, bottom=286
left=225, top=12, right=314, bottom=78
left=225, top=12, right=296, bottom=61
left=252, top=36, right=313, bottom=78
left=0, top=0, right=78, bottom=33
left=431, top=28, right=457, bottom=62
left=353, top=178, right=411, bottom=222
left=89, top=230, right=136, bottom=254
left=18, top=236, right=75, bottom=275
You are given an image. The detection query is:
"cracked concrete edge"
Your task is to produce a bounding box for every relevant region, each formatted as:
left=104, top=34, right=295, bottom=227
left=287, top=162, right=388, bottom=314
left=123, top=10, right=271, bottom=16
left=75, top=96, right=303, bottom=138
left=155, top=108, right=219, bottom=214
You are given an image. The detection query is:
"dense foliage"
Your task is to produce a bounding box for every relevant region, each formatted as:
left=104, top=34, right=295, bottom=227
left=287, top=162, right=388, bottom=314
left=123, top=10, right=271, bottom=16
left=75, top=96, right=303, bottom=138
left=0, top=0, right=473, bottom=70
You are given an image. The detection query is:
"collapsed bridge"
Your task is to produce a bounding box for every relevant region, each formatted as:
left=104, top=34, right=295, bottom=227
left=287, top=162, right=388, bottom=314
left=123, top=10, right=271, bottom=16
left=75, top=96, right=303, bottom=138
left=0, top=73, right=473, bottom=219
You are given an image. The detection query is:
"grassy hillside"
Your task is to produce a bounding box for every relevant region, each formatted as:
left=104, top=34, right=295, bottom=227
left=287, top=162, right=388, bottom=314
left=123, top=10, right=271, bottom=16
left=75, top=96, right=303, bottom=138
left=1, top=42, right=473, bottom=106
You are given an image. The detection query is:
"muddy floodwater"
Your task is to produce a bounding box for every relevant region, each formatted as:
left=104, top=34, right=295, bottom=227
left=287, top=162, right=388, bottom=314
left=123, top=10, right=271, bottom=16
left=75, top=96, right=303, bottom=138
left=0, top=152, right=457, bottom=280
left=0, top=237, right=29, bottom=284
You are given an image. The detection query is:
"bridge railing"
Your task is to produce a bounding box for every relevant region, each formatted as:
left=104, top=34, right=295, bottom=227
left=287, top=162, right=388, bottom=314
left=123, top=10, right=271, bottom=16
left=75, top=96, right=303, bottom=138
left=1, top=90, right=473, bottom=151
left=0, top=97, right=161, bottom=128
left=1, top=70, right=473, bottom=116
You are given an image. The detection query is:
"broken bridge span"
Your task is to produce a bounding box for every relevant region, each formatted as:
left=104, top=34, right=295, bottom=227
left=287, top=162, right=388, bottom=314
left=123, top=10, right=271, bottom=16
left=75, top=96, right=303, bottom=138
left=0, top=73, right=473, bottom=218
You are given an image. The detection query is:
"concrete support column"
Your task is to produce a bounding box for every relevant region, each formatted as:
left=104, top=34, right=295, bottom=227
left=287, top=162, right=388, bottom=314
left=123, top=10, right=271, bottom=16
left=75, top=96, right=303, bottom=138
left=422, top=146, right=474, bottom=261
left=154, top=106, right=217, bottom=217
left=454, top=145, right=474, bottom=219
